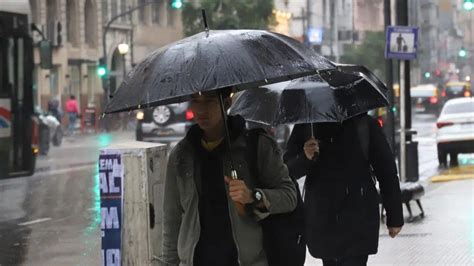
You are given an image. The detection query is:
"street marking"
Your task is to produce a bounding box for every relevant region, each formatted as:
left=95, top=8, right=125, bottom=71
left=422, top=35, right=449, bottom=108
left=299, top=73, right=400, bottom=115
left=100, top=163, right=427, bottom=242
left=33, top=164, right=94, bottom=177
left=431, top=165, right=474, bottom=182
left=431, top=174, right=474, bottom=183
left=18, top=217, right=52, bottom=226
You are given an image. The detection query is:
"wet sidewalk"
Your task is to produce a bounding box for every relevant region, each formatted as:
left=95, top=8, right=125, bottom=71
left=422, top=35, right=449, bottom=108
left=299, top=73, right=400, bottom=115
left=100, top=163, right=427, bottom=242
left=304, top=177, right=474, bottom=265
left=34, top=131, right=135, bottom=175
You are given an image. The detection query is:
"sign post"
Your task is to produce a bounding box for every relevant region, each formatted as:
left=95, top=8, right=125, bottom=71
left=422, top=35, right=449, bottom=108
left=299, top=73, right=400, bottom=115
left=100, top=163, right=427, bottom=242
left=385, top=26, right=418, bottom=182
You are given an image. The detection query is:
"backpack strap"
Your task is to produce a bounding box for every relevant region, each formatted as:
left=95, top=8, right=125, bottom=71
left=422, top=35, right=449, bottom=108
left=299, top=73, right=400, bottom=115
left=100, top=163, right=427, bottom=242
left=244, top=128, right=266, bottom=185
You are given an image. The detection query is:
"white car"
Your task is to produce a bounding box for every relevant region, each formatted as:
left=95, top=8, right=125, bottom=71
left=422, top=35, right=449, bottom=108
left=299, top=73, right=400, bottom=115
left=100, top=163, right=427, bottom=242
left=436, top=97, right=474, bottom=166
left=135, top=103, right=194, bottom=143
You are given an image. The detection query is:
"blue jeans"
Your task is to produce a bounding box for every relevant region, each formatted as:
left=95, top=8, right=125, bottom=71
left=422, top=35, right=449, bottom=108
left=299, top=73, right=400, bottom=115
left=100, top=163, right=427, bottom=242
left=67, top=112, right=77, bottom=135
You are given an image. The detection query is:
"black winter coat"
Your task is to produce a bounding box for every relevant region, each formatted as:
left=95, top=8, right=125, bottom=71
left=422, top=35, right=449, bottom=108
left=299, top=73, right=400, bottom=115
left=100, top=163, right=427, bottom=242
left=283, top=115, right=404, bottom=259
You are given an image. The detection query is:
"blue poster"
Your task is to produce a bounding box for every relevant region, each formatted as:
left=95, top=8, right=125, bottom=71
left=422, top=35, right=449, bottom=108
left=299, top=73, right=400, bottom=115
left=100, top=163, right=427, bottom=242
left=99, top=153, right=123, bottom=266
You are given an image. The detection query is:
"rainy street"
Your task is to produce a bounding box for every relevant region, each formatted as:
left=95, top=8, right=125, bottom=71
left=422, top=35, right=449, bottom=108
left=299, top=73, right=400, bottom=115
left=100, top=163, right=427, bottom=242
left=1, top=114, right=473, bottom=265
left=1, top=0, right=473, bottom=265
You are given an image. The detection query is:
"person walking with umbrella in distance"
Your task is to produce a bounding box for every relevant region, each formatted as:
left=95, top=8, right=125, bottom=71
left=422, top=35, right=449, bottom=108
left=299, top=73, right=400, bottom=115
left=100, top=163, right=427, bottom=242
left=284, top=114, right=404, bottom=266
left=160, top=88, right=297, bottom=266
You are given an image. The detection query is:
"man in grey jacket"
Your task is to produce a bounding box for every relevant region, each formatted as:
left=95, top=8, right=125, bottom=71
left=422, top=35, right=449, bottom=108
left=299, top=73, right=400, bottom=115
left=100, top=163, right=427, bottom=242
left=160, top=89, right=297, bottom=266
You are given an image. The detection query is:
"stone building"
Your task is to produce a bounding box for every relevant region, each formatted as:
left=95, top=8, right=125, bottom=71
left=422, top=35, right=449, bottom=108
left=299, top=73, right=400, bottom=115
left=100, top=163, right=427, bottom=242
left=29, top=0, right=183, bottom=114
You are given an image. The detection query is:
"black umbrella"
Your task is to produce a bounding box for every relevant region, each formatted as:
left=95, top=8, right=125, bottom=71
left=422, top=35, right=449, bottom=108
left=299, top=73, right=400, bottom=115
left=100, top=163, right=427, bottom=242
left=229, top=64, right=389, bottom=134
left=104, top=10, right=336, bottom=216
left=104, top=29, right=335, bottom=114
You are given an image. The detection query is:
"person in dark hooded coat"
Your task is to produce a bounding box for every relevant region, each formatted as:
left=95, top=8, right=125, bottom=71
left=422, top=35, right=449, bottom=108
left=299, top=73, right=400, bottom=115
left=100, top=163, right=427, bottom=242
left=284, top=114, right=404, bottom=266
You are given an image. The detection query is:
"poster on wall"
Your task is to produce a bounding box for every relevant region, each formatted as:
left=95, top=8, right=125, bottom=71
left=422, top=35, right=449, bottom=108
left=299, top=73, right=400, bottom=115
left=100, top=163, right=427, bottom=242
left=99, top=152, right=123, bottom=266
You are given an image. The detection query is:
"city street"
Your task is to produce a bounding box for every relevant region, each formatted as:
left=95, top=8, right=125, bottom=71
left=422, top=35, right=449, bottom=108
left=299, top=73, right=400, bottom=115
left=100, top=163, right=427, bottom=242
left=1, top=1, right=473, bottom=265
left=0, top=113, right=473, bottom=265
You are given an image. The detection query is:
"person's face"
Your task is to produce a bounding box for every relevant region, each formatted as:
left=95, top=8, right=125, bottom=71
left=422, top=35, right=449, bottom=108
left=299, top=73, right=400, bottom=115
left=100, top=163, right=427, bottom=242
left=189, top=94, right=226, bottom=132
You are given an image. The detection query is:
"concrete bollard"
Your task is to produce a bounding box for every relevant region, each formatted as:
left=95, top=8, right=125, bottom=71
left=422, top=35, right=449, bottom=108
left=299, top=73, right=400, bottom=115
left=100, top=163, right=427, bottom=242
left=99, top=141, right=168, bottom=266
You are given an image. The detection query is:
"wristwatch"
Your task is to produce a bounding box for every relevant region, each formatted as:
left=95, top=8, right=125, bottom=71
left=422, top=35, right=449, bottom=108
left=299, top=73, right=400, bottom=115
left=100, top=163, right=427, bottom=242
left=252, top=190, right=263, bottom=204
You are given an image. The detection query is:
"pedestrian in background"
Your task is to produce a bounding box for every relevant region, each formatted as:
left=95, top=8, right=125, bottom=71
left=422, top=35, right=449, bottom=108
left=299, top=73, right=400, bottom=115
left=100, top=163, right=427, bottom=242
left=284, top=113, right=404, bottom=266
left=160, top=88, right=297, bottom=266
left=65, top=95, right=79, bottom=136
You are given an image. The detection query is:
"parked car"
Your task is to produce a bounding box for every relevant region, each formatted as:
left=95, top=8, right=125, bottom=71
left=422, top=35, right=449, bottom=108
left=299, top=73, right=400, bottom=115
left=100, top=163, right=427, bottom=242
left=410, top=84, right=441, bottom=114
left=436, top=97, right=474, bottom=166
left=441, top=81, right=472, bottom=102
left=135, top=103, right=194, bottom=143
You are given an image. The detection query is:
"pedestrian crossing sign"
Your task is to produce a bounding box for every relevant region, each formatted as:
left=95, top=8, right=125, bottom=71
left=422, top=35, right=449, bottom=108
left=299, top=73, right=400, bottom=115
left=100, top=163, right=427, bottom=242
left=385, top=26, right=418, bottom=60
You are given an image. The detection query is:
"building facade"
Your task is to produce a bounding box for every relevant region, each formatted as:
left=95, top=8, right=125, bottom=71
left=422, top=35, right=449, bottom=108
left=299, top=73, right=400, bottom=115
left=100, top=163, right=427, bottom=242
left=29, top=0, right=183, bottom=115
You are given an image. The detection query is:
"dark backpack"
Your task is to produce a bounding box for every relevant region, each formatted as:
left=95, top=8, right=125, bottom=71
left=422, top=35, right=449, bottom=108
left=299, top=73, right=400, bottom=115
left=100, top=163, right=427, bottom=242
left=245, top=128, right=306, bottom=266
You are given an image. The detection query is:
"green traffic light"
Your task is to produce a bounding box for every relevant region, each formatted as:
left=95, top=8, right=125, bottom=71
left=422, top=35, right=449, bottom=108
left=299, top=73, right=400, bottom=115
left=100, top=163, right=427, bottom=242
left=171, top=0, right=183, bottom=9
left=424, top=72, right=431, bottom=79
left=459, top=48, right=467, bottom=57
left=464, top=0, right=473, bottom=10
left=97, top=67, right=107, bottom=77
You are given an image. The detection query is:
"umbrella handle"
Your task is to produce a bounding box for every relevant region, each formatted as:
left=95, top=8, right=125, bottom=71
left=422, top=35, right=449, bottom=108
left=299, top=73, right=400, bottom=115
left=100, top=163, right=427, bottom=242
left=231, top=170, right=247, bottom=216
left=310, top=123, right=314, bottom=138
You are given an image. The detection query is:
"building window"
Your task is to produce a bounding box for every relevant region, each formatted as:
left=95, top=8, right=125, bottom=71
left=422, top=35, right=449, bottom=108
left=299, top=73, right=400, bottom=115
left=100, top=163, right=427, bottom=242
left=168, top=5, right=175, bottom=26
left=102, top=0, right=108, bottom=25
left=111, top=0, right=118, bottom=18
left=29, top=0, right=40, bottom=24
left=121, top=0, right=127, bottom=22
left=85, top=0, right=98, bottom=47
left=139, top=0, right=147, bottom=24
left=66, top=0, right=79, bottom=46
left=151, top=1, right=163, bottom=24
left=46, top=0, right=58, bottom=43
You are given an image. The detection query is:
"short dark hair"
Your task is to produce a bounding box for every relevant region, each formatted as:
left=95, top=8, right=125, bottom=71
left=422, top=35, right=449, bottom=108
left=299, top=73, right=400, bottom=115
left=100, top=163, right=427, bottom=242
left=70, top=95, right=76, bottom=100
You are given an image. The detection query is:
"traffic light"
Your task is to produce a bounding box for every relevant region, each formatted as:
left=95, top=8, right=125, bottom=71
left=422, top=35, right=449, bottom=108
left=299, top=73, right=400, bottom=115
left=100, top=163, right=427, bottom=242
left=459, top=47, right=467, bottom=57
left=424, top=72, right=431, bottom=79
left=97, top=58, right=108, bottom=77
left=463, top=0, right=473, bottom=11
left=170, top=0, right=183, bottom=9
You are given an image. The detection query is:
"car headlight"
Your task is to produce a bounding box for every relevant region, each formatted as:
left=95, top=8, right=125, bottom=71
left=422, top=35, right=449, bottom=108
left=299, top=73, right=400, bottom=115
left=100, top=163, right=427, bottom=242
left=136, top=111, right=145, bottom=120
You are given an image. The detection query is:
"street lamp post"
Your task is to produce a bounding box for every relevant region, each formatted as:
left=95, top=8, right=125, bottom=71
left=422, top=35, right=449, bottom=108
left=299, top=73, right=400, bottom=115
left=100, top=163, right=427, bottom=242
left=118, top=43, right=130, bottom=79
left=101, top=1, right=159, bottom=103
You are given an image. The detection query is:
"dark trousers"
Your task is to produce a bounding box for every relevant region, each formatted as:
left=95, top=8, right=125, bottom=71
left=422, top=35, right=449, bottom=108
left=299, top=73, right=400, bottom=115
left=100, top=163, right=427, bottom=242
left=322, top=255, right=369, bottom=266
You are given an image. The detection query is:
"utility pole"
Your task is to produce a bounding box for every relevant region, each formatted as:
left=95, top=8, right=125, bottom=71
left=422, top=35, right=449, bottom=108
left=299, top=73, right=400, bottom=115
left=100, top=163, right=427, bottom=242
left=306, top=0, right=312, bottom=31
left=396, top=0, right=419, bottom=182
left=384, top=0, right=396, bottom=150
left=329, top=0, right=339, bottom=62
left=396, top=0, right=412, bottom=136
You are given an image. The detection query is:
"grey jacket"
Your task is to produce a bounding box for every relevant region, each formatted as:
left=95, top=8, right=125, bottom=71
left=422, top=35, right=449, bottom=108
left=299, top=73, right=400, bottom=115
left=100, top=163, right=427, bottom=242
left=160, top=130, right=297, bottom=266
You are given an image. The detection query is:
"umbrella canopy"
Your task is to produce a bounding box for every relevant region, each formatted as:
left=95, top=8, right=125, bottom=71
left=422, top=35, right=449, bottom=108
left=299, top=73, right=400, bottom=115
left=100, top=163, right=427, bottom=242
left=229, top=65, right=390, bottom=126
left=105, top=29, right=335, bottom=113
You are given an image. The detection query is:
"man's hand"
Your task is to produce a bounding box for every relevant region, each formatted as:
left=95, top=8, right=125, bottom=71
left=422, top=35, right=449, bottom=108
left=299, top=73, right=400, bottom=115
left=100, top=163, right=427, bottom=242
left=303, top=137, right=320, bottom=160
left=388, top=226, right=402, bottom=238
left=224, top=176, right=253, bottom=204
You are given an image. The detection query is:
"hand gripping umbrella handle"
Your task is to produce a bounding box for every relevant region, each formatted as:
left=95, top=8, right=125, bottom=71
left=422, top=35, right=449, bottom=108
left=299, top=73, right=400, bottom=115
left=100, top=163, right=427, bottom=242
left=231, top=170, right=246, bottom=216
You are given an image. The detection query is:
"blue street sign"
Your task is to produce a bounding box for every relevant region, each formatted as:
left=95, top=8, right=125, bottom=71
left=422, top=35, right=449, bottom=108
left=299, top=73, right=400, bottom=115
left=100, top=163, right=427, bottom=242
left=385, top=26, right=418, bottom=60
left=307, top=27, right=323, bottom=45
